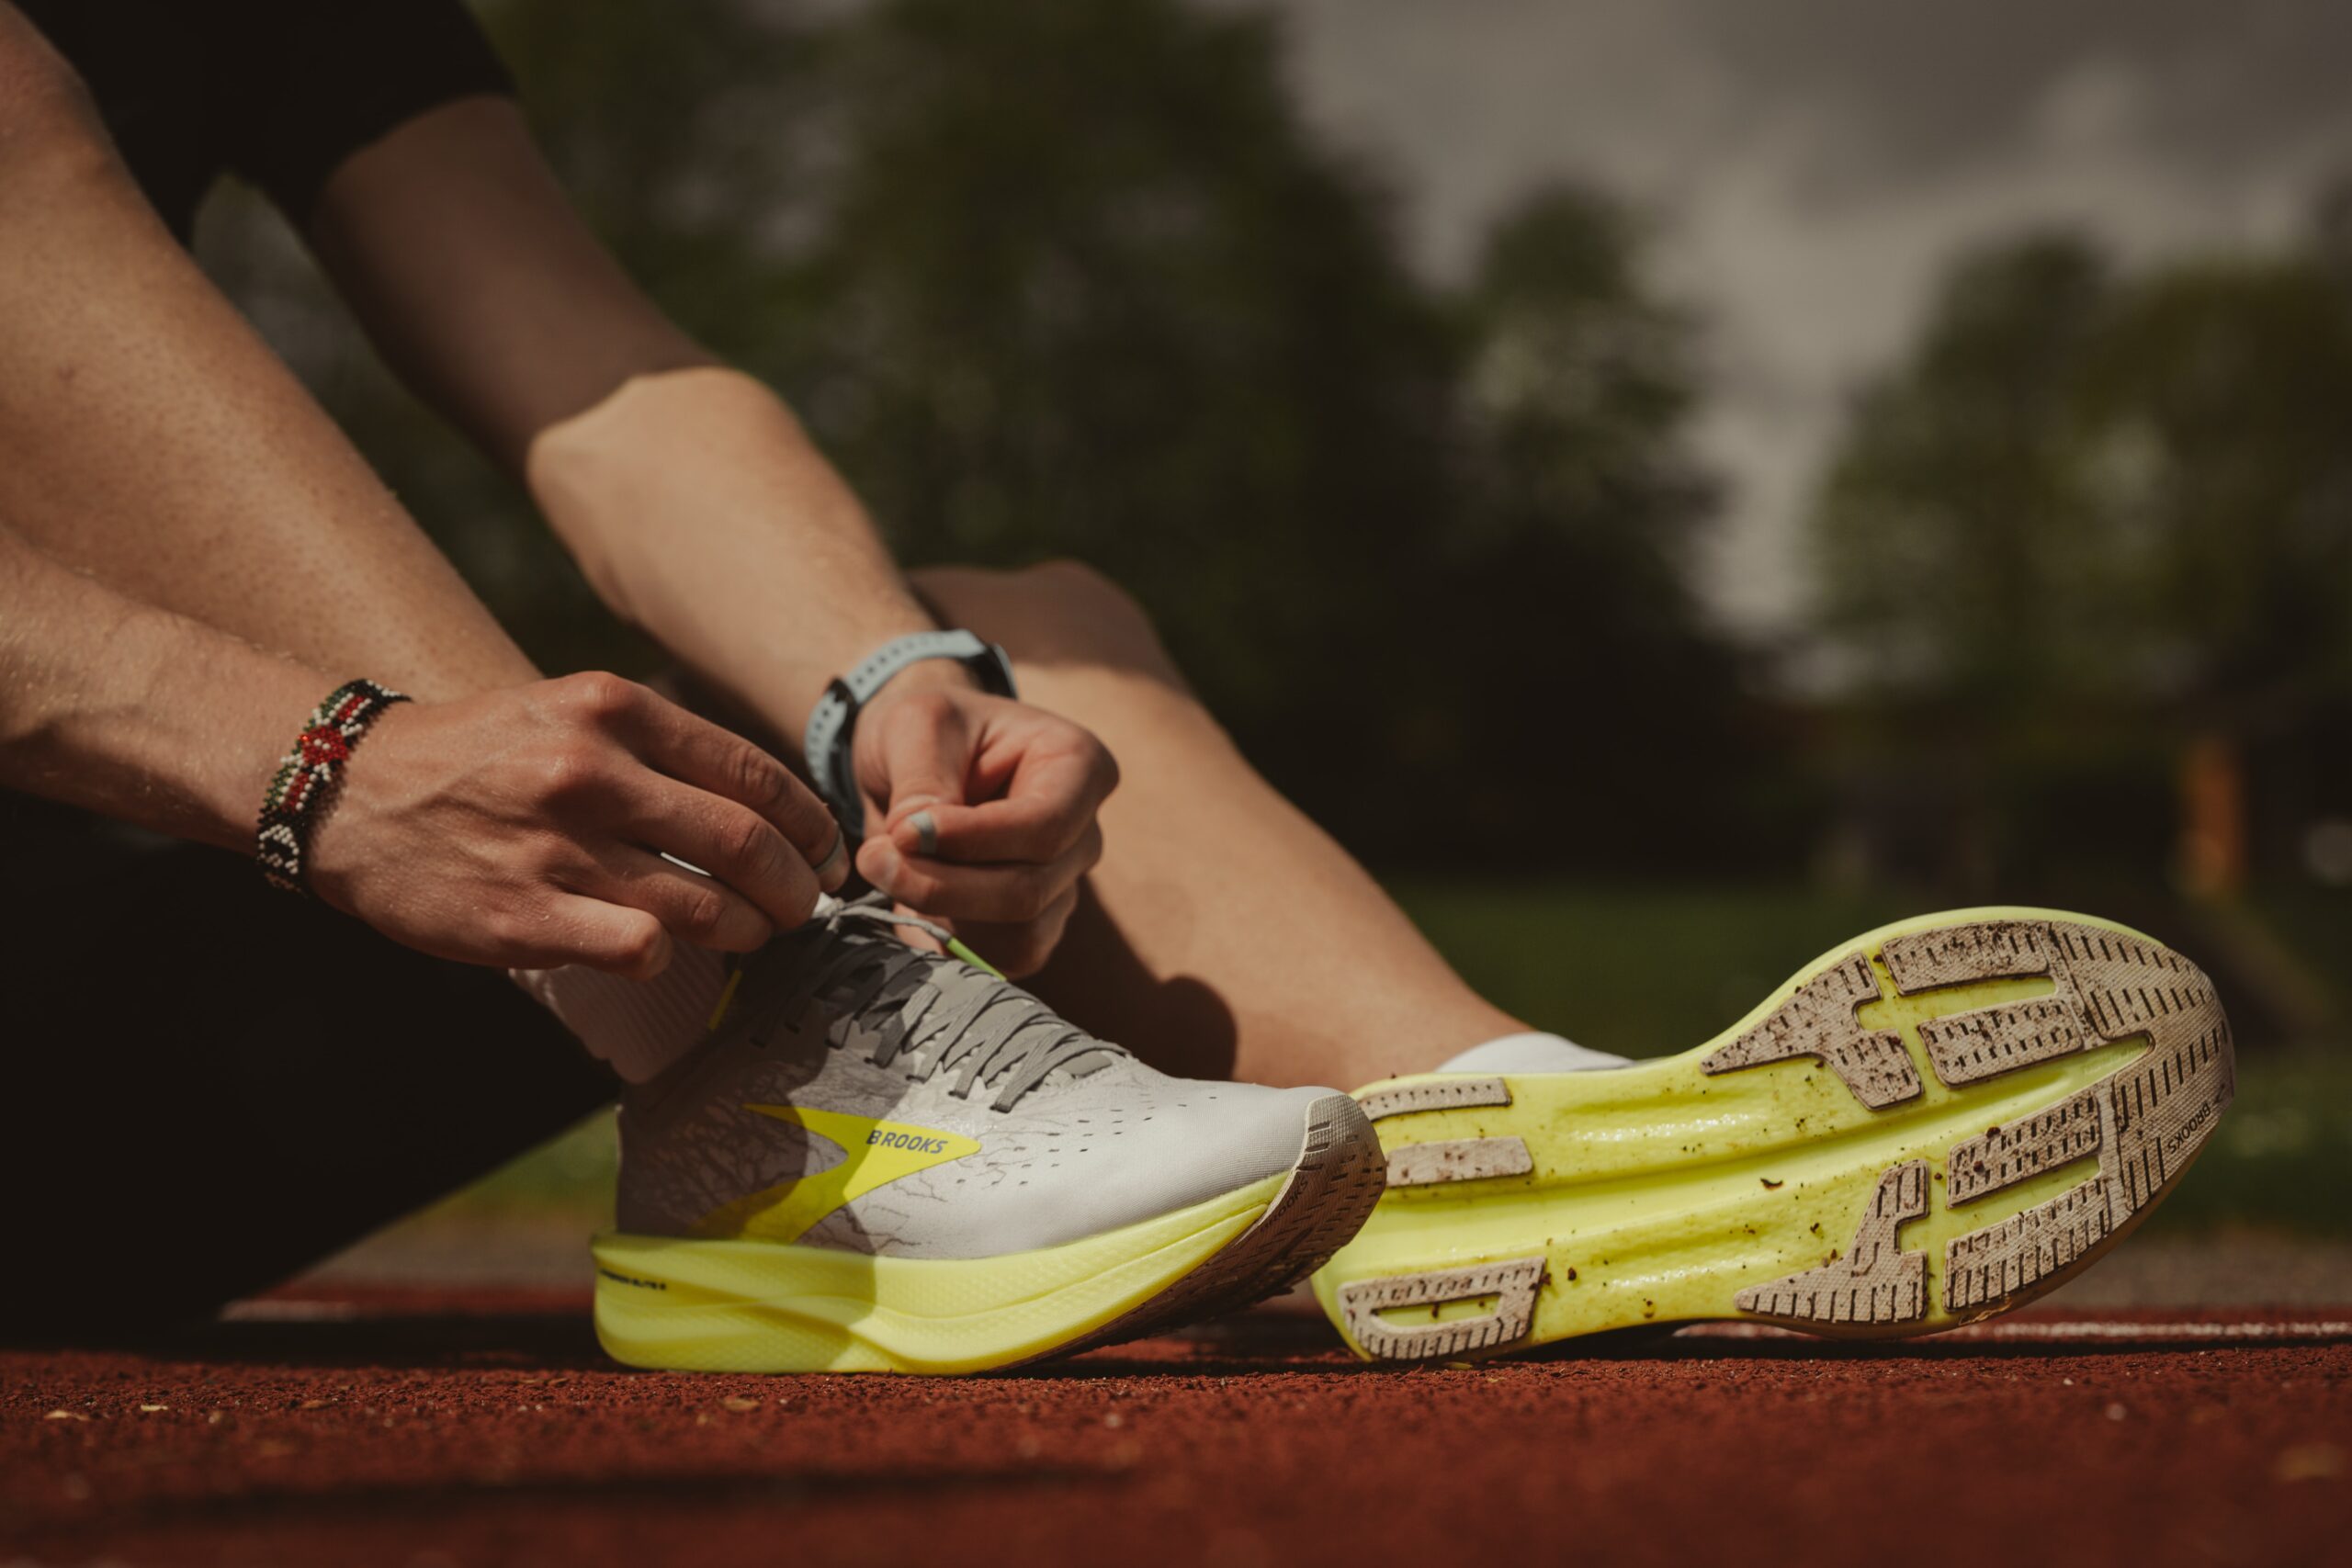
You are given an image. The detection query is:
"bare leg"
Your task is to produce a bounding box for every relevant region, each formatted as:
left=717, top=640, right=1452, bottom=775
left=912, top=561, right=1522, bottom=1089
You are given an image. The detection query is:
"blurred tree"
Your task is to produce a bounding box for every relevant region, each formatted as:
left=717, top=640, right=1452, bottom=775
left=198, top=0, right=1756, bottom=873
left=2314, top=172, right=2352, bottom=286
left=1808, top=222, right=2352, bottom=892
left=2076, top=256, right=2352, bottom=715
left=1812, top=234, right=2119, bottom=705
left=2078, top=252, right=2352, bottom=888
left=481, top=0, right=817, bottom=347
left=1406, top=186, right=1760, bottom=870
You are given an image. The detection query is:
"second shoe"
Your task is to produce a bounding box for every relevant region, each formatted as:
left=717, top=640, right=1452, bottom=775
left=1315, top=907, right=2234, bottom=1360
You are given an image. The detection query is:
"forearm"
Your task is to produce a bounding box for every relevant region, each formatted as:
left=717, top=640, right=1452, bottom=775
left=306, top=99, right=957, bottom=744
left=526, top=367, right=963, bottom=739
left=0, top=521, right=846, bottom=976
left=0, top=17, right=534, bottom=700
left=0, top=525, right=334, bottom=852
left=292, top=96, right=1109, bottom=967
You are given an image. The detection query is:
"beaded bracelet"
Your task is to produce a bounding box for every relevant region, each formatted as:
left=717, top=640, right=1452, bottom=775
left=256, top=679, right=412, bottom=896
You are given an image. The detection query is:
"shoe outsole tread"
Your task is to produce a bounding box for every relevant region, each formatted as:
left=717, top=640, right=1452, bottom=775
left=1313, top=907, right=2235, bottom=1361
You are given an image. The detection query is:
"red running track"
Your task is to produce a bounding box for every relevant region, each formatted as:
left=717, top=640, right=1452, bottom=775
left=5, top=1290, right=2349, bottom=1567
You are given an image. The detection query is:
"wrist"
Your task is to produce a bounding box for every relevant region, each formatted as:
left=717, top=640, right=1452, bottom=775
left=857, top=656, right=980, bottom=716
left=802, top=630, right=1016, bottom=837
left=301, top=696, right=418, bottom=911
left=254, top=679, right=413, bottom=897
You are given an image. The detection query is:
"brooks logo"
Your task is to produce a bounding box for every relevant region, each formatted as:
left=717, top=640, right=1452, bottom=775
left=868, top=1128, right=954, bottom=1155
left=707, top=1106, right=985, bottom=1245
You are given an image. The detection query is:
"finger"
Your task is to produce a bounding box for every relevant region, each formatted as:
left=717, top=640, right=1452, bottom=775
left=956, top=883, right=1081, bottom=979
left=886, top=740, right=1114, bottom=864
left=812, top=822, right=851, bottom=892
left=858, top=820, right=1103, bottom=924
left=542, top=896, right=675, bottom=981
left=619, top=775, right=822, bottom=932
left=581, top=848, right=775, bottom=953
left=603, top=684, right=842, bottom=875
left=861, top=691, right=971, bottom=829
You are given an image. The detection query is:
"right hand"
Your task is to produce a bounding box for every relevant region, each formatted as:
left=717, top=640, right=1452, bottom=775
left=309, top=671, right=847, bottom=978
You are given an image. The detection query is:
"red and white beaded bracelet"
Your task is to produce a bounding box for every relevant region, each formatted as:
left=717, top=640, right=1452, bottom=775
left=256, top=679, right=411, bottom=896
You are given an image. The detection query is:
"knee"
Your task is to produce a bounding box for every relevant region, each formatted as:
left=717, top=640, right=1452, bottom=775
left=911, top=559, right=1175, bottom=677
left=1008, top=559, right=1159, bottom=645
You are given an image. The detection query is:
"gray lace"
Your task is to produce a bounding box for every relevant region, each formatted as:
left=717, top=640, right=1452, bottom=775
left=754, top=893, right=1125, bottom=1111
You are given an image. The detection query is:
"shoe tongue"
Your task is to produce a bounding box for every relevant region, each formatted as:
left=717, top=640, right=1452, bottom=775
left=1436, top=1032, right=1631, bottom=1073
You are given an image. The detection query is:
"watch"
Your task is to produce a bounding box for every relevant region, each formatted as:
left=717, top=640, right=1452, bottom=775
left=801, top=629, right=1018, bottom=840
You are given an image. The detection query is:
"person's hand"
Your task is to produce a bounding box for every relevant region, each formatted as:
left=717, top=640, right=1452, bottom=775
left=851, top=678, right=1118, bottom=976
left=310, top=671, right=847, bottom=977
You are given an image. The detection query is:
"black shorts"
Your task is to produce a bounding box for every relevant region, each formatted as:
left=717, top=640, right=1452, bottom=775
left=0, top=791, right=614, bottom=1337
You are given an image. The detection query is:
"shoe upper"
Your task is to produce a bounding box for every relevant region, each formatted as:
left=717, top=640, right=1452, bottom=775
left=616, top=895, right=1336, bottom=1258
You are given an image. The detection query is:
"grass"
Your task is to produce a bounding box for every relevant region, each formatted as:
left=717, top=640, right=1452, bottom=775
left=2151, top=1045, right=2352, bottom=1235
left=1390, top=880, right=1912, bottom=1056
left=421, top=881, right=2350, bottom=1239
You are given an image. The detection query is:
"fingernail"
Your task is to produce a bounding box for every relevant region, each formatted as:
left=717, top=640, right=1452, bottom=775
left=910, top=810, right=938, bottom=857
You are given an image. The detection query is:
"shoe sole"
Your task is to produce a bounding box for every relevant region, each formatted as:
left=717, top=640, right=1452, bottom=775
left=1312, top=907, right=2234, bottom=1362
left=593, top=1091, right=1385, bottom=1374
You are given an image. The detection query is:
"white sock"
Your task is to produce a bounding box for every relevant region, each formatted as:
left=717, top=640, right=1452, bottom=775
left=1438, top=1031, right=1629, bottom=1074
left=511, top=949, right=730, bottom=1084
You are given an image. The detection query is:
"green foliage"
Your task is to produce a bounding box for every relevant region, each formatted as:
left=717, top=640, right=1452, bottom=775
left=1408, top=189, right=1761, bottom=870
left=1806, top=220, right=2352, bottom=888
left=1813, top=235, right=2120, bottom=704
left=1816, top=227, right=2352, bottom=714
left=2143, top=1043, right=2352, bottom=1236
left=2075, top=259, right=2352, bottom=707
left=482, top=0, right=816, bottom=346
left=1464, top=189, right=1712, bottom=551
left=1391, top=878, right=1906, bottom=1055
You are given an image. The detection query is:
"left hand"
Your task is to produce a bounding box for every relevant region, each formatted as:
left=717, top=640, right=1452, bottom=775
left=851, top=678, right=1118, bottom=976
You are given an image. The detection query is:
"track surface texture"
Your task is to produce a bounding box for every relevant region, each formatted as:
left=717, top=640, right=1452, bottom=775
left=5, top=1289, right=2349, bottom=1568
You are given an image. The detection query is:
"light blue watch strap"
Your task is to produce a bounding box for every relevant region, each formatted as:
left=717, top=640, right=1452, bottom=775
left=802, top=629, right=1018, bottom=840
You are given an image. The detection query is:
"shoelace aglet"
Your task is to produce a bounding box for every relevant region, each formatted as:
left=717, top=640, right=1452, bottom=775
left=944, top=934, right=1003, bottom=980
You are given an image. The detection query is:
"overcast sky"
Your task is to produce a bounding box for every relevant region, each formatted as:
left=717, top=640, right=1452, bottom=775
left=1242, top=0, right=2352, bottom=634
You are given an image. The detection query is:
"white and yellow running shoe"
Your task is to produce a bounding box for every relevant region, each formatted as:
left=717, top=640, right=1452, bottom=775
left=1315, top=908, right=2234, bottom=1361
left=594, top=895, right=1384, bottom=1374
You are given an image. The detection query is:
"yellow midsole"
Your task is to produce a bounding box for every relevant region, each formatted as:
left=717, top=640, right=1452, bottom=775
left=594, top=1172, right=1282, bottom=1374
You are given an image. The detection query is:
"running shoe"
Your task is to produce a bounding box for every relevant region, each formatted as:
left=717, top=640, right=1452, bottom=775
left=1314, top=908, right=2234, bottom=1360
left=595, top=895, right=1385, bottom=1373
